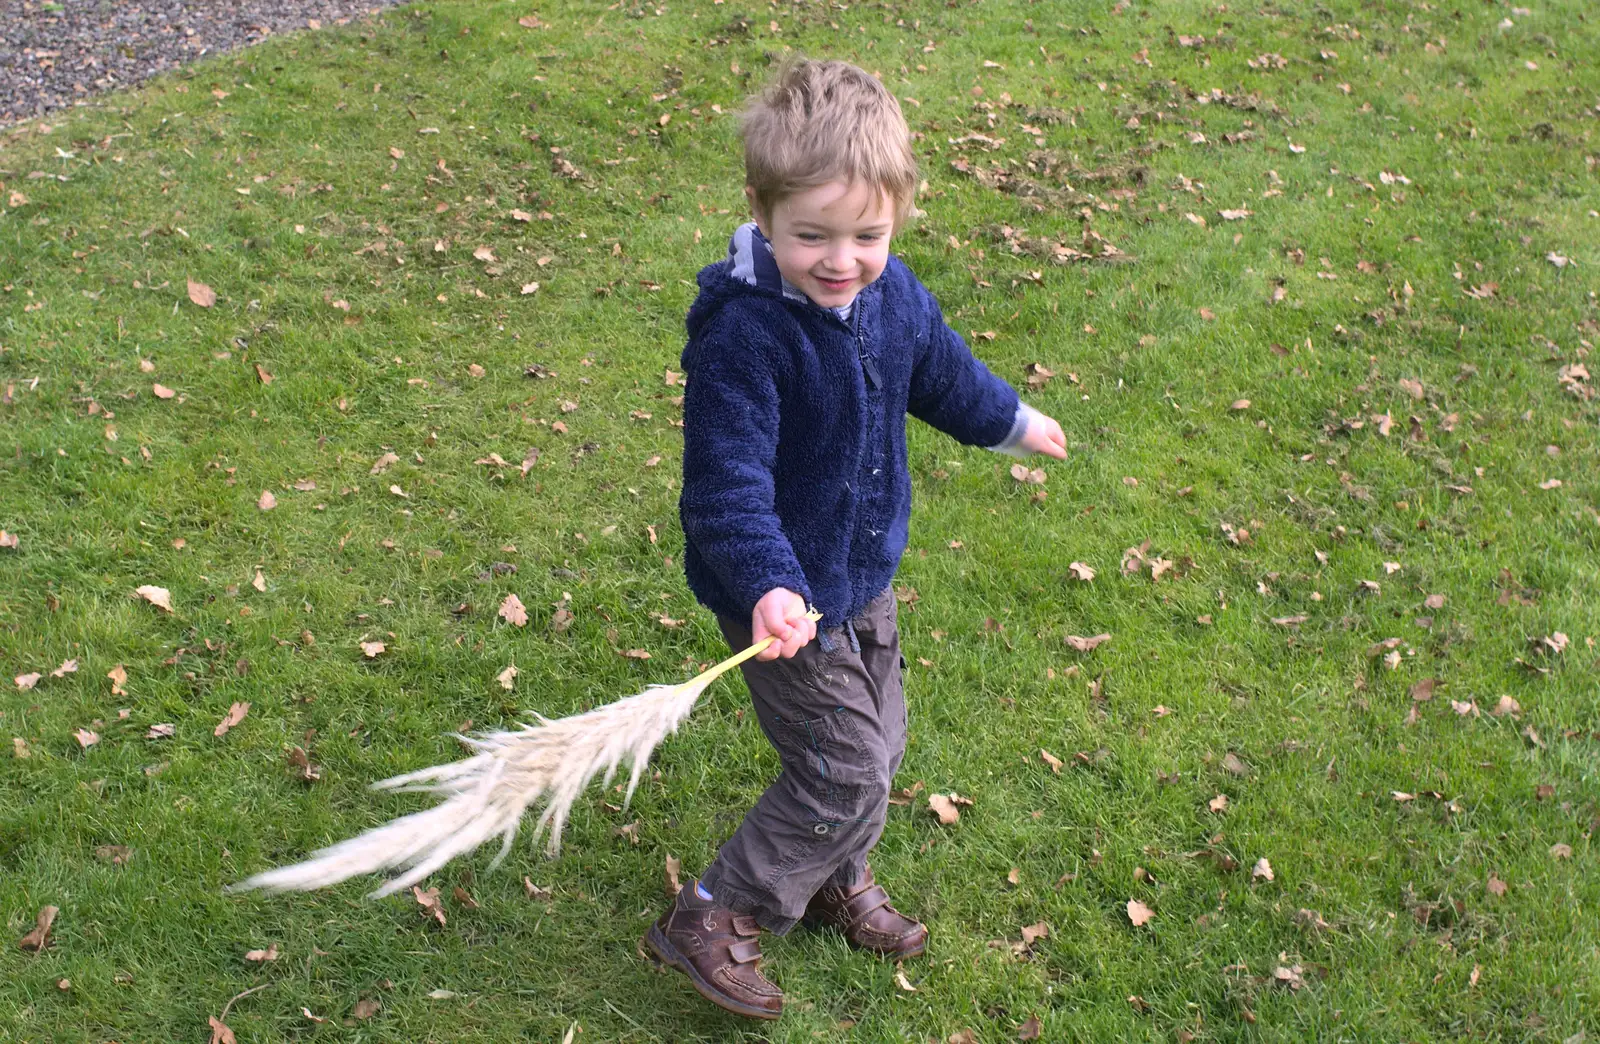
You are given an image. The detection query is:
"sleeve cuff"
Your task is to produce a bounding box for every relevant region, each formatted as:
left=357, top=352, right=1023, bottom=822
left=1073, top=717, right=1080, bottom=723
left=989, top=401, right=1046, bottom=458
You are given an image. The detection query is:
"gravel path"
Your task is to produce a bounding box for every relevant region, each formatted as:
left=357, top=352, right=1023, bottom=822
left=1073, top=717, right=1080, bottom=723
left=1, top=0, right=409, bottom=126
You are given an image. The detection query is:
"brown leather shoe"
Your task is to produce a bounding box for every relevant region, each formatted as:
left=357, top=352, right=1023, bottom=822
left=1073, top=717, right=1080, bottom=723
left=804, top=866, right=928, bottom=958
left=643, top=883, right=783, bottom=1020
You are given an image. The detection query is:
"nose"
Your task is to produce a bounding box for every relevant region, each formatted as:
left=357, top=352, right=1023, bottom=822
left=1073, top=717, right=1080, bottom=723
left=825, top=240, right=853, bottom=273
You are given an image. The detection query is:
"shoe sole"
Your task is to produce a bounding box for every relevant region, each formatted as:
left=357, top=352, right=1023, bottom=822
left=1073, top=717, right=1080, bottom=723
left=643, top=924, right=781, bottom=1021
left=801, top=916, right=928, bottom=960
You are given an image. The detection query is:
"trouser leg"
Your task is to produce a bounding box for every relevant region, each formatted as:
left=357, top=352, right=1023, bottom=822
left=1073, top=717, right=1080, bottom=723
left=699, top=588, right=906, bottom=934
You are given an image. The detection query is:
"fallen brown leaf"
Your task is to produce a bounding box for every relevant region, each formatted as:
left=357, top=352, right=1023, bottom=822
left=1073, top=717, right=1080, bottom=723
left=15, top=672, right=40, bottom=691
left=664, top=854, right=683, bottom=897
left=360, top=640, right=386, bottom=658
left=213, top=702, right=250, bottom=738
left=18, top=905, right=58, bottom=951
left=257, top=490, right=277, bottom=512
left=1126, top=899, right=1155, bottom=926
left=208, top=1015, right=236, bottom=1044
left=74, top=728, right=99, bottom=748
left=496, top=664, right=518, bottom=691
left=413, top=886, right=446, bottom=926
left=243, top=944, right=279, bottom=963
left=1039, top=748, right=1063, bottom=774
left=498, top=593, right=528, bottom=627
left=928, top=793, right=961, bottom=825
left=107, top=664, right=128, bottom=696
left=1409, top=678, right=1439, bottom=702
left=187, top=277, right=216, bottom=308
left=1017, top=1015, right=1042, bottom=1040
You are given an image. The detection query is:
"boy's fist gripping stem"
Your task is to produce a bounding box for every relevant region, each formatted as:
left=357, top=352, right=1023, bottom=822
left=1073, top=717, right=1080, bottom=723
left=751, top=587, right=817, bottom=660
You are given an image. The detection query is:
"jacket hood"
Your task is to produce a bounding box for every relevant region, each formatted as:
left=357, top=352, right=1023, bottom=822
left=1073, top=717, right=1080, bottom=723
left=686, top=222, right=841, bottom=340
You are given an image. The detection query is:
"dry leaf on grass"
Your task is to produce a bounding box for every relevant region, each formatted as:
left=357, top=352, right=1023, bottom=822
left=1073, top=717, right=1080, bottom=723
left=50, top=659, right=78, bottom=678
left=152, top=383, right=177, bottom=400
left=257, top=490, right=277, bottom=512
left=370, top=451, right=399, bottom=474
left=894, top=966, right=918, bottom=992
left=214, top=702, right=250, bottom=738
left=413, top=886, right=446, bottom=926
left=1039, top=749, right=1064, bottom=774
left=1491, top=695, right=1521, bottom=717
left=1550, top=843, right=1573, bottom=860
left=1017, top=1015, right=1042, bottom=1040
left=15, top=672, right=41, bottom=691
left=0, top=530, right=17, bottom=549
left=1252, top=857, right=1275, bottom=882
left=243, top=944, right=279, bottom=963
left=1065, top=633, right=1112, bottom=652
left=1208, top=794, right=1229, bottom=813
left=147, top=723, right=175, bottom=739
left=498, top=594, right=528, bottom=627
left=135, top=585, right=174, bottom=612
left=1067, top=561, right=1095, bottom=582
left=928, top=793, right=962, bottom=824
left=74, top=728, right=99, bottom=748
left=1126, top=899, right=1155, bottom=926
left=360, top=640, right=387, bottom=658
left=208, top=1016, right=236, bottom=1044
left=496, top=664, right=518, bottom=691
left=664, top=854, right=683, bottom=896
left=187, top=277, right=216, bottom=307
left=107, top=664, right=128, bottom=695
left=352, top=998, right=381, bottom=1019
left=18, top=905, right=58, bottom=951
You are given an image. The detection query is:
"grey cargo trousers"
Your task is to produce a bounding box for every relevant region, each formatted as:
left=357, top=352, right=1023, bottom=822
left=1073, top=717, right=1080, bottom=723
left=699, top=586, right=907, bottom=934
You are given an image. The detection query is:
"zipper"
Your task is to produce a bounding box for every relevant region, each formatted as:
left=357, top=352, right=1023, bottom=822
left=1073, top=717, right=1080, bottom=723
left=851, top=297, right=881, bottom=391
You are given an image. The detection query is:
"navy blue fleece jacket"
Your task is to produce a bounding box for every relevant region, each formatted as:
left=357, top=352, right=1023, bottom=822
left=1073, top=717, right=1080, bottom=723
left=679, top=223, right=1027, bottom=628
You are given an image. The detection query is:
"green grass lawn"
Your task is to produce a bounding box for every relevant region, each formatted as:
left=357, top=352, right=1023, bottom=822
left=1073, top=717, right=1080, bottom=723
left=2, top=0, right=1597, bottom=1040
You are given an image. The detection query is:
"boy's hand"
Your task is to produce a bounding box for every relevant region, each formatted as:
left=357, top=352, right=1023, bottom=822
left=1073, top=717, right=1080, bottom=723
left=752, top=587, right=816, bottom=661
left=1019, top=411, right=1068, bottom=459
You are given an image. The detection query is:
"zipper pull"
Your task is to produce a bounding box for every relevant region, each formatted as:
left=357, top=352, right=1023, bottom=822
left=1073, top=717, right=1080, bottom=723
left=861, top=354, right=881, bottom=390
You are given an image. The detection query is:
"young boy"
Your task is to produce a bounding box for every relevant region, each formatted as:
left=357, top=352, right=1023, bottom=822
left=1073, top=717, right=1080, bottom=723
left=645, top=58, right=1067, bottom=1020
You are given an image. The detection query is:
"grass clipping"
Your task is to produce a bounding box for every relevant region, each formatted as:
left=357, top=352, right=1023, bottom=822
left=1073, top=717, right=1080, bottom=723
left=233, top=618, right=816, bottom=897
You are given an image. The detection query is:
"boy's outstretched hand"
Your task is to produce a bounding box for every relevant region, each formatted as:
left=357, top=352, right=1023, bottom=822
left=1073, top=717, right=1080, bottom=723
left=752, top=587, right=816, bottom=661
left=1020, top=410, right=1068, bottom=459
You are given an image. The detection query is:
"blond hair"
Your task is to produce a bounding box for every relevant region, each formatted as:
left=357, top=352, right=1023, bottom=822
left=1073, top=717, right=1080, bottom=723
left=740, top=57, right=918, bottom=231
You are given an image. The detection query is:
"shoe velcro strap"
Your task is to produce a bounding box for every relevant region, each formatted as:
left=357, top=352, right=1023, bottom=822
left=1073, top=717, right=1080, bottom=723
left=728, top=938, right=763, bottom=964
left=731, top=914, right=760, bottom=937
left=839, top=884, right=892, bottom=927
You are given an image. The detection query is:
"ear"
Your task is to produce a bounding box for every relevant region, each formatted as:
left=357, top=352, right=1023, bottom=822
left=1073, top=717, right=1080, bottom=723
left=744, top=186, right=771, bottom=238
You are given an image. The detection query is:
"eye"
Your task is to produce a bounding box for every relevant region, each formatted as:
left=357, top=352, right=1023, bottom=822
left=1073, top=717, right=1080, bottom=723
left=797, top=233, right=824, bottom=243
left=857, top=233, right=882, bottom=243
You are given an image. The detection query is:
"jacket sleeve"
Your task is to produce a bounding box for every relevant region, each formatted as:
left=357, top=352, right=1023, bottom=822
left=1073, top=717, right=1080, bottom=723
left=679, top=309, right=813, bottom=614
left=904, top=272, right=1022, bottom=448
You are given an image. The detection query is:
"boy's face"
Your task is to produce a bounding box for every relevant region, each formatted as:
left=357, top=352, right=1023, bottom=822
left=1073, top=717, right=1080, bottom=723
left=748, top=180, right=895, bottom=310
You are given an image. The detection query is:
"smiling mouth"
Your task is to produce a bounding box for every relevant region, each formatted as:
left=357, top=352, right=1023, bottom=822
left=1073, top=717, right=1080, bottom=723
left=815, top=275, right=853, bottom=288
